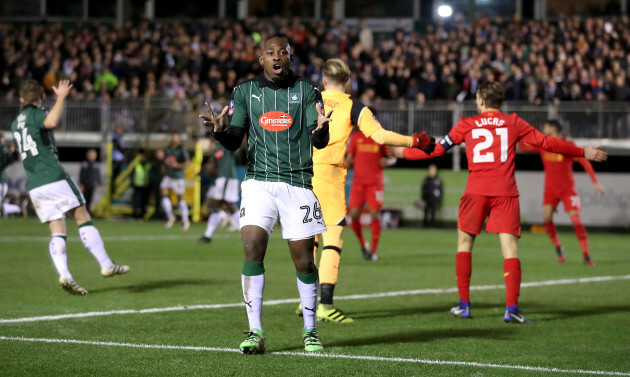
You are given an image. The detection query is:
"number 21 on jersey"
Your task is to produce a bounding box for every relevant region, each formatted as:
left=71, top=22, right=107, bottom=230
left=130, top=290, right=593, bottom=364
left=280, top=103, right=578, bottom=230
left=472, top=128, right=507, bottom=163
left=13, top=114, right=39, bottom=159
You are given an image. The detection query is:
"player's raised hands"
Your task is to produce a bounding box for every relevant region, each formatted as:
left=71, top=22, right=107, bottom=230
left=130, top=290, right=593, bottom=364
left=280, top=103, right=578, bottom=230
left=199, top=102, right=229, bottom=133
left=584, top=146, right=607, bottom=162
left=314, top=102, right=333, bottom=134
left=52, top=80, right=73, bottom=98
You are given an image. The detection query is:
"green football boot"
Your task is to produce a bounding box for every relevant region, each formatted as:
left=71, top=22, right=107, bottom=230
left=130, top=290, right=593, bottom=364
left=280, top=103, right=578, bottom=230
left=239, top=328, right=265, bottom=354
left=316, top=304, right=354, bottom=323
left=302, top=329, right=324, bottom=352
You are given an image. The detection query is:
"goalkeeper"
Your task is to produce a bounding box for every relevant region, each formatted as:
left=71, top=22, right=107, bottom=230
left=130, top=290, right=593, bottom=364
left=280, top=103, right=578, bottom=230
left=300, top=58, right=435, bottom=323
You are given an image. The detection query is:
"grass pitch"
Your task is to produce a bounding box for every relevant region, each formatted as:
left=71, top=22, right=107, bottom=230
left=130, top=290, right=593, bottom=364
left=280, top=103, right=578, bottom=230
left=0, top=218, right=629, bottom=376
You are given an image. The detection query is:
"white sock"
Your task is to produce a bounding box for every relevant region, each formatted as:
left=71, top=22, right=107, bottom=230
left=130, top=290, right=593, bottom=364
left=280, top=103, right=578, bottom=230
left=204, top=212, right=223, bottom=238
left=179, top=200, right=189, bottom=224
left=79, top=223, right=114, bottom=269
left=161, top=197, right=173, bottom=219
left=297, top=277, right=318, bottom=329
left=242, top=274, right=264, bottom=331
left=50, top=234, right=72, bottom=280
left=230, top=210, right=240, bottom=228
left=3, top=203, right=21, bottom=215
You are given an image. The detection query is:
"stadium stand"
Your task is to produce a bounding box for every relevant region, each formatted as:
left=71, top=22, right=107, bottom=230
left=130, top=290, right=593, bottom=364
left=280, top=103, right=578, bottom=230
left=2, top=15, right=630, bottom=105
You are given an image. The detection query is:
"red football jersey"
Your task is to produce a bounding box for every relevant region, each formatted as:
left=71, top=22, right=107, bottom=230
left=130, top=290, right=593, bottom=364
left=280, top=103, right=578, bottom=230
left=404, top=110, right=585, bottom=197
left=519, top=139, right=598, bottom=193
left=348, top=130, right=387, bottom=186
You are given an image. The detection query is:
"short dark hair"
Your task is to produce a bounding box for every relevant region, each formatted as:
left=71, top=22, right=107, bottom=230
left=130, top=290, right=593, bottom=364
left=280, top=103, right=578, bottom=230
left=477, top=81, right=505, bottom=108
left=20, top=79, right=42, bottom=105
left=545, top=119, right=563, bottom=132
left=262, top=36, right=291, bottom=54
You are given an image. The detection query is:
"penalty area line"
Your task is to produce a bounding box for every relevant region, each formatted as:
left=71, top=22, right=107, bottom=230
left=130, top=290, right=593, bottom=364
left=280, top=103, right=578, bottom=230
left=0, top=336, right=628, bottom=376
left=1, top=274, right=629, bottom=324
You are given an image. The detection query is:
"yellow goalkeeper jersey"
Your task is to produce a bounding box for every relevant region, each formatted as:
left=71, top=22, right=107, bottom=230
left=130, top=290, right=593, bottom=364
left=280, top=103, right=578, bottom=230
left=313, top=89, right=382, bottom=168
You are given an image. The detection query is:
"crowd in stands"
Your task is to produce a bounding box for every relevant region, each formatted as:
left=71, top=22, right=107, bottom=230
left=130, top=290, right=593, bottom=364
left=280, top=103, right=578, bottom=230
left=3, top=14, right=630, bottom=108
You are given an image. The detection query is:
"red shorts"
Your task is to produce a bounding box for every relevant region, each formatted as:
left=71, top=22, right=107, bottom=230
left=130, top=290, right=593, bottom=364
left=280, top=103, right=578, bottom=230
left=544, top=188, right=581, bottom=212
left=349, top=183, right=384, bottom=211
left=458, top=193, right=521, bottom=237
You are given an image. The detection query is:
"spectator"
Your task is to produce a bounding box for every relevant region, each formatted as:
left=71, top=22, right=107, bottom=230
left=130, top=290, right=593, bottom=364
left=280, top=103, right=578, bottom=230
left=418, top=164, right=442, bottom=228
left=79, top=149, right=102, bottom=213
left=2, top=16, right=630, bottom=105
left=148, top=149, right=166, bottom=219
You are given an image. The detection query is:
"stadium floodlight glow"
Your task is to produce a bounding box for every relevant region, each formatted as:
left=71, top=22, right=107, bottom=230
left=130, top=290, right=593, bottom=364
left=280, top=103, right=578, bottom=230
left=437, top=5, right=453, bottom=18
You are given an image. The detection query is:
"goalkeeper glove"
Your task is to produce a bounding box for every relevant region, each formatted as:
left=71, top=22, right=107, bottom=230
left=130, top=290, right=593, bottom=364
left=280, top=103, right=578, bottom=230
left=412, top=131, right=436, bottom=154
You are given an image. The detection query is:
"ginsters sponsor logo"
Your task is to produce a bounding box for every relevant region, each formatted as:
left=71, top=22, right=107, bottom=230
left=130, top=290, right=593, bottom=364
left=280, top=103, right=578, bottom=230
left=259, top=111, right=293, bottom=131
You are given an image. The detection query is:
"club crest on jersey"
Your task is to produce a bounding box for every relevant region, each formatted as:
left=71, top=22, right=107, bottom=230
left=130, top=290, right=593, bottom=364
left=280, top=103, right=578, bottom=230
left=289, top=93, right=301, bottom=103
left=259, top=111, right=293, bottom=131
left=228, top=100, right=234, bottom=115
left=316, top=100, right=325, bottom=114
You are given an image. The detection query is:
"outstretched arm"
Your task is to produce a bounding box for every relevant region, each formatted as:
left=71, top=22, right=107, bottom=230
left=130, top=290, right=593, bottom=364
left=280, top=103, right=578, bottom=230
left=518, top=119, right=607, bottom=162
left=350, top=99, right=434, bottom=152
left=43, top=80, right=73, bottom=129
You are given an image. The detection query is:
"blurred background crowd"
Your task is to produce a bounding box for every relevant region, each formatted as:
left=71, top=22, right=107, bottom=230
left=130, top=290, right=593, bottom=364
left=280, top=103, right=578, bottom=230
left=3, top=14, right=630, bottom=109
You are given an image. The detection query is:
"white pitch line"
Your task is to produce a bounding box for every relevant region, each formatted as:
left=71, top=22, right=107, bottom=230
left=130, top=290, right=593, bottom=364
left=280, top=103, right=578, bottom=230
left=0, top=233, right=236, bottom=242
left=0, top=336, right=628, bottom=376
left=1, top=275, right=629, bottom=325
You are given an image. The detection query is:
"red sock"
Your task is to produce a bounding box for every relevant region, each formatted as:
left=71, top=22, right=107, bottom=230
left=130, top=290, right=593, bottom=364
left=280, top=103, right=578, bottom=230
left=456, top=252, right=472, bottom=303
left=504, top=258, right=521, bottom=307
left=351, top=217, right=365, bottom=246
left=544, top=221, right=561, bottom=248
left=370, top=219, right=381, bottom=253
left=570, top=214, right=589, bottom=258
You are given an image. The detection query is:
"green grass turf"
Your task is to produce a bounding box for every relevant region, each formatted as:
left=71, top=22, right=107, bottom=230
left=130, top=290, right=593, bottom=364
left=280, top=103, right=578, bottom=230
left=0, top=218, right=629, bottom=376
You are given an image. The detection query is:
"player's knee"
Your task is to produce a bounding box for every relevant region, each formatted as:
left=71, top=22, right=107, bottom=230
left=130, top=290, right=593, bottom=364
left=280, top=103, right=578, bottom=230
left=241, top=235, right=268, bottom=262
left=322, top=225, right=344, bottom=250
left=294, top=254, right=316, bottom=275
left=542, top=206, right=554, bottom=222
left=349, top=209, right=360, bottom=220
left=72, top=205, right=91, bottom=224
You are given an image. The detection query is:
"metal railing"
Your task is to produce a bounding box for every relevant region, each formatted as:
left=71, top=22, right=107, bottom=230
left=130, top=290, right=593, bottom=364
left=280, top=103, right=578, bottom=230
left=1, top=99, right=630, bottom=140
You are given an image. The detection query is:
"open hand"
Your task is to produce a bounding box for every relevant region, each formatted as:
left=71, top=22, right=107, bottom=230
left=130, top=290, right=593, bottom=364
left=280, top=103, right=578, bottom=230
left=52, top=80, right=73, bottom=98
left=199, top=102, right=228, bottom=133
left=584, top=146, right=607, bottom=162
left=313, top=102, right=333, bottom=134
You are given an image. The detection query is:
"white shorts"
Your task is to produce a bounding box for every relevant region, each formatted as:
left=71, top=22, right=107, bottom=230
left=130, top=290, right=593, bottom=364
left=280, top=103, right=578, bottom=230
left=29, top=178, right=85, bottom=223
left=0, top=183, right=7, bottom=201
left=206, top=177, right=240, bottom=203
left=160, top=177, right=186, bottom=195
left=239, top=180, right=327, bottom=240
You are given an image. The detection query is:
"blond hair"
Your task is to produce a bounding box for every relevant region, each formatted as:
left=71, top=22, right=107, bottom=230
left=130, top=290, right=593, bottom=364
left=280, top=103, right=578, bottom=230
left=20, top=79, right=42, bottom=105
left=322, top=58, right=351, bottom=84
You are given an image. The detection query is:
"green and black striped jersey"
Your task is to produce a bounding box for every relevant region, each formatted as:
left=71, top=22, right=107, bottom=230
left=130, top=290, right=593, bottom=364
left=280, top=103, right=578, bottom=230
left=10, top=105, right=67, bottom=190
left=228, top=72, right=322, bottom=189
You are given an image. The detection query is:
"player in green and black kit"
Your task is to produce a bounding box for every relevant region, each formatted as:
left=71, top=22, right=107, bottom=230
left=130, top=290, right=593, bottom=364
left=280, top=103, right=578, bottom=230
left=200, top=36, right=332, bottom=354
left=160, top=132, right=191, bottom=230
left=199, top=142, right=240, bottom=243
left=11, top=79, right=128, bottom=295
